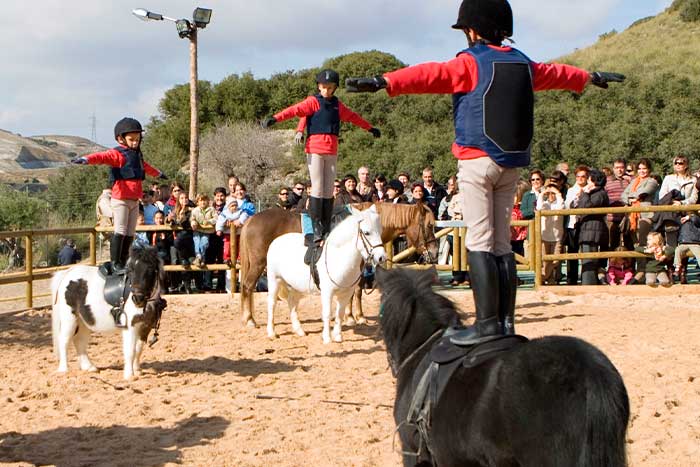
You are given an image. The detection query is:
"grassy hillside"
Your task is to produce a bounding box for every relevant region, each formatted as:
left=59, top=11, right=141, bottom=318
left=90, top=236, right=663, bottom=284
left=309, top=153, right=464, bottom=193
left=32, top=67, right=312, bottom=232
left=561, top=5, right=700, bottom=82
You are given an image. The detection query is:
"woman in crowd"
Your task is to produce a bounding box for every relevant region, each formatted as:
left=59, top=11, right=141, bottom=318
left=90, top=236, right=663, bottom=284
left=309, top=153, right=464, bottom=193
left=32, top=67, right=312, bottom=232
left=409, top=183, right=427, bottom=205
left=577, top=169, right=610, bottom=285
left=520, top=169, right=544, bottom=220
left=537, top=177, right=565, bottom=285
left=334, top=174, right=364, bottom=207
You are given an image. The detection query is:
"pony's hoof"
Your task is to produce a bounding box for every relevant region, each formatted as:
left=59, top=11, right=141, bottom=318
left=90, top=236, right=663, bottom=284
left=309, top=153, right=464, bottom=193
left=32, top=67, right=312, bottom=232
left=322, top=336, right=332, bottom=345
left=245, top=320, right=257, bottom=329
left=294, top=328, right=306, bottom=337
left=134, top=369, right=142, bottom=377
left=56, top=367, right=68, bottom=374
left=84, top=365, right=98, bottom=373
left=344, top=317, right=356, bottom=327
left=332, top=333, right=343, bottom=343
left=267, top=332, right=279, bottom=340
left=356, top=317, right=367, bottom=325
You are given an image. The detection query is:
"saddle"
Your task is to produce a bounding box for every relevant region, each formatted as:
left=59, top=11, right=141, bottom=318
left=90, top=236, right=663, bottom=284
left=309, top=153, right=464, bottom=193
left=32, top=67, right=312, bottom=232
left=405, top=330, right=528, bottom=463
left=98, top=262, right=131, bottom=328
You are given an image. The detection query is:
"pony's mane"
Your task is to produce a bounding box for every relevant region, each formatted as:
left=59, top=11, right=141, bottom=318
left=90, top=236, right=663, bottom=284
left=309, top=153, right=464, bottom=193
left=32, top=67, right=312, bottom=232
left=377, top=267, right=460, bottom=354
left=353, top=202, right=430, bottom=230
left=129, top=244, right=161, bottom=269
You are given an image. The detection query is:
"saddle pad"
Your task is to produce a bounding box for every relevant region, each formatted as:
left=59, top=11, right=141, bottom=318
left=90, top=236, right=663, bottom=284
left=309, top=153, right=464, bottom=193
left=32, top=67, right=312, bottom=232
left=430, top=333, right=528, bottom=365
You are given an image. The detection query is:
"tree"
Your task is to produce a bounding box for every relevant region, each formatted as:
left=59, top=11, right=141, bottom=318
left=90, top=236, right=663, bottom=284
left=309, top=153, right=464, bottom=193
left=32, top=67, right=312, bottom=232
left=0, top=185, right=48, bottom=270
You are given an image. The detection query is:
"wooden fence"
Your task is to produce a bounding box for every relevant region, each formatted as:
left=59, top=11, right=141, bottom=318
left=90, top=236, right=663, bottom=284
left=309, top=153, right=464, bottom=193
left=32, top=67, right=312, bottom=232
left=1, top=203, right=699, bottom=309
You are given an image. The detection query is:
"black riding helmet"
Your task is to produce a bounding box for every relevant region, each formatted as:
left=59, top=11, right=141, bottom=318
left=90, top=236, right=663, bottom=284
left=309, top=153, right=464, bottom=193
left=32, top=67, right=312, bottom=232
left=316, top=69, right=340, bottom=86
left=114, top=117, right=144, bottom=140
left=452, top=0, right=513, bottom=43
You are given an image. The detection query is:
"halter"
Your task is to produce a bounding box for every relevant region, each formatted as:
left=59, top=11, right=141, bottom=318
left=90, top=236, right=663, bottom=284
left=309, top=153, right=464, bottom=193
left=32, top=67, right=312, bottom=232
left=323, top=218, right=383, bottom=289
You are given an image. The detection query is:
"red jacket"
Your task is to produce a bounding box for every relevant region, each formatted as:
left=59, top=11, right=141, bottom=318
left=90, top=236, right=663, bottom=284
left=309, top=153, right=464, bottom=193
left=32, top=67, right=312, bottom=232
left=274, top=96, right=373, bottom=155
left=384, top=45, right=590, bottom=160
left=84, top=146, right=161, bottom=200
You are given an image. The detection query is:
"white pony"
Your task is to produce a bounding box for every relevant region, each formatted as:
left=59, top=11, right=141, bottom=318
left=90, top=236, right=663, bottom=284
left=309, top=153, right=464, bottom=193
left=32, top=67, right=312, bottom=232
left=51, top=245, right=165, bottom=380
left=266, top=204, right=386, bottom=344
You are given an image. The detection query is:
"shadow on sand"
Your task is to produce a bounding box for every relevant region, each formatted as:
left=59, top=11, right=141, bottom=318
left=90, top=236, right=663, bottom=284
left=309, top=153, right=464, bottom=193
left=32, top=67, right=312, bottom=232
left=0, top=415, right=229, bottom=467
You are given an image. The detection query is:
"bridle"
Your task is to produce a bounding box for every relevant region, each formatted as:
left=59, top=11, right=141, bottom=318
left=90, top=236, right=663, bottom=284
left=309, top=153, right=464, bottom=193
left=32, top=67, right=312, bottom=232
left=128, top=259, right=164, bottom=346
left=387, top=327, right=444, bottom=378
left=323, top=218, right=383, bottom=289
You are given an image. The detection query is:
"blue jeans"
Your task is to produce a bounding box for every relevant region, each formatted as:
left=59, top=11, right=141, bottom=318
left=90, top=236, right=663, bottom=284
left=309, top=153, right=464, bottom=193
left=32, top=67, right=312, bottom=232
left=193, top=232, right=209, bottom=257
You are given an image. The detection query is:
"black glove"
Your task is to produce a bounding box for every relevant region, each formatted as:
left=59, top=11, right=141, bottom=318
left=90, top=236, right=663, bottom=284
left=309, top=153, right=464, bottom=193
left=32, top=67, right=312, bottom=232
left=261, top=116, right=277, bottom=129
left=369, top=128, right=381, bottom=138
left=590, top=71, right=626, bottom=89
left=158, top=171, right=168, bottom=180
left=71, top=157, right=87, bottom=165
left=345, top=76, right=387, bottom=93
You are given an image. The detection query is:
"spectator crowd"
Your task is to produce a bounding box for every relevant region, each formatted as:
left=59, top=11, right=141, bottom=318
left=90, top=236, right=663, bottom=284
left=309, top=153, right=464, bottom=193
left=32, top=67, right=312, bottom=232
left=89, top=155, right=700, bottom=293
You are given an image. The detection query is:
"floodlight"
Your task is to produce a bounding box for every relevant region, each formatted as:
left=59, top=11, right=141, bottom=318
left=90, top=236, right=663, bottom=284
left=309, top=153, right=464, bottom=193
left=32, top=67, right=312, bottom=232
left=132, top=8, right=164, bottom=21
left=176, top=19, right=193, bottom=38
left=193, top=7, right=213, bottom=28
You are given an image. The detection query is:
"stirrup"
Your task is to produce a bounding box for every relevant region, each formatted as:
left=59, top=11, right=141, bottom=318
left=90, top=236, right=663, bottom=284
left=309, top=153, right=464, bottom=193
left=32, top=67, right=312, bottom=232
left=111, top=307, right=127, bottom=329
left=449, top=318, right=501, bottom=346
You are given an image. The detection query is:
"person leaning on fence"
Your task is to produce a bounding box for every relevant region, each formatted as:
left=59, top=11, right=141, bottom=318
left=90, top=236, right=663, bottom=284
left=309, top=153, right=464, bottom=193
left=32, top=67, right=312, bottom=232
left=203, top=187, right=228, bottom=292
left=577, top=169, right=610, bottom=285
left=190, top=193, right=216, bottom=268
left=521, top=169, right=543, bottom=221
left=655, top=155, right=698, bottom=247
left=72, top=118, right=167, bottom=275
left=58, top=238, right=82, bottom=266
left=261, top=70, right=380, bottom=266
left=346, top=0, right=624, bottom=342
left=564, top=166, right=590, bottom=285
left=605, top=158, right=632, bottom=251
left=672, top=212, right=700, bottom=284
left=635, top=231, right=674, bottom=287
left=536, top=178, right=565, bottom=285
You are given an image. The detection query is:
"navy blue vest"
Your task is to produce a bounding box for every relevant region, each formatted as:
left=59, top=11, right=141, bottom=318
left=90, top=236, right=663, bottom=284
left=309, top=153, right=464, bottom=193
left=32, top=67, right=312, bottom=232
left=307, top=95, right=341, bottom=136
left=109, top=146, right=145, bottom=185
left=453, top=44, right=534, bottom=168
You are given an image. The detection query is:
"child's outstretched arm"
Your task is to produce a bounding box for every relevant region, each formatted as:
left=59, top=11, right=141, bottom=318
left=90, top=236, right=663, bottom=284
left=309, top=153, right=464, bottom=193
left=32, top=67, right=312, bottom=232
left=338, top=102, right=380, bottom=138
left=262, top=96, right=318, bottom=128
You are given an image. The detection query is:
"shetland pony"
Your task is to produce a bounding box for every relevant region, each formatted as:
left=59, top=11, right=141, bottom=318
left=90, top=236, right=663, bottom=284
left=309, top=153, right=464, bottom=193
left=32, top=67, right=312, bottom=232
left=51, top=245, right=166, bottom=380
left=239, top=202, right=437, bottom=327
left=376, top=267, right=629, bottom=467
left=266, top=205, right=386, bottom=344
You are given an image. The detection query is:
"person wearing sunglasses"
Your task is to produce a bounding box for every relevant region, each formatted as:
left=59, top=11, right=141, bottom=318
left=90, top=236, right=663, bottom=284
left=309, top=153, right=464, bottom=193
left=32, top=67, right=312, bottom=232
left=659, top=155, right=698, bottom=208
left=276, top=187, right=293, bottom=210
left=521, top=169, right=545, bottom=221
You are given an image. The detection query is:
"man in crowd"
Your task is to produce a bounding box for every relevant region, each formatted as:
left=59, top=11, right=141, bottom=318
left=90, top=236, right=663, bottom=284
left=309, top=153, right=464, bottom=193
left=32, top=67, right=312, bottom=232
left=397, top=171, right=413, bottom=202
left=605, top=158, right=632, bottom=251
left=58, top=239, right=82, bottom=266
left=357, top=166, right=374, bottom=201
left=421, top=166, right=447, bottom=218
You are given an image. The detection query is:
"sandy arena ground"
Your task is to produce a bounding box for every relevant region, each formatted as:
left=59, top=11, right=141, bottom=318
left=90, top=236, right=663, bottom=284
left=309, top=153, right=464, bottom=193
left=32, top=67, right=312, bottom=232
left=0, top=284, right=699, bottom=466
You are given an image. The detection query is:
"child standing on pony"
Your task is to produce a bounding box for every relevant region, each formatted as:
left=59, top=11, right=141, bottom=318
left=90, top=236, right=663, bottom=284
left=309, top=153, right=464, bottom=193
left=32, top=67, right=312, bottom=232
left=71, top=117, right=166, bottom=274
left=262, top=69, right=381, bottom=264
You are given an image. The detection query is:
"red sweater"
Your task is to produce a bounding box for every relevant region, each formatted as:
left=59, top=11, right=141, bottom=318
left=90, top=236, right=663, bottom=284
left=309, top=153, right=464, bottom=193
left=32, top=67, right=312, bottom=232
left=84, top=147, right=161, bottom=200
left=274, top=96, right=373, bottom=155
left=384, top=45, right=590, bottom=160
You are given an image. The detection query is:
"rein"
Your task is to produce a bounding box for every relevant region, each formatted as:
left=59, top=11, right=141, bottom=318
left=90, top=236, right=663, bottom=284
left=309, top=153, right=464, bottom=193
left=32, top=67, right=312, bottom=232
left=390, top=328, right=444, bottom=378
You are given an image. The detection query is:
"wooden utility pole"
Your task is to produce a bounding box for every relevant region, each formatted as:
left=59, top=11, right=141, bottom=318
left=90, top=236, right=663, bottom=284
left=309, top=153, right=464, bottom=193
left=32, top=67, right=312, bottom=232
left=188, top=27, right=199, bottom=200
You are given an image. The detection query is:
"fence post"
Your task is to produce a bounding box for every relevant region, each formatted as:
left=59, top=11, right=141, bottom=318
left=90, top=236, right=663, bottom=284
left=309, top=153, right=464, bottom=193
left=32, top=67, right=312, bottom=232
left=459, top=227, right=468, bottom=272
left=89, top=231, right=97, bottom=266
left=528, top=220, right=536, bottom=273
left=452, top=228, right=461, bottom=273
left=385, top=241, right=393, bottom=269
left=230, top=230, right=238, bottom=296
left=534, top=211, right=542, bottom=289
left=25, top=234, right=33, bottom=309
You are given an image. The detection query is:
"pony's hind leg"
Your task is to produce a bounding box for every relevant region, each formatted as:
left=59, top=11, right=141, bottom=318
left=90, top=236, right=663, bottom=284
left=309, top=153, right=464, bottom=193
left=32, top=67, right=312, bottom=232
left=288, top=291, right=306, bottom=337
left=320, top=289, right=334, bottom=344
left=56, top=313, right=78, bottom=373
left=333, top=291, right=353, bottom=343
left=266, top=279, right=281, bottom=339
left=73, top=325, right=97, bottom=372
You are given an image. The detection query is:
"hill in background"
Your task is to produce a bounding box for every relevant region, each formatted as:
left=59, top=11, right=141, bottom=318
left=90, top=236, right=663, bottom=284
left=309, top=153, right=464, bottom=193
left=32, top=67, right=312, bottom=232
left=0, top=129, right=104, bottom=184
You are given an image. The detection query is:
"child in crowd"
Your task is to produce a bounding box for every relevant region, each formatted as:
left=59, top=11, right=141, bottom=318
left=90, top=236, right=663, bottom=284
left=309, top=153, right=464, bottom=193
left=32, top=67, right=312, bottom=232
left=636, top=232, right=674, bottom=287
left=142, top=190, right=158, bottom=225
left=167, top=191, right=194, bottom=265
left=150, top=210, right=172, bottom=264
left=216, top=200, right=248, bottom=264
left=537, top=179, right=565, bottom=285
left=71, top=117, right=166, bottom=274
left=134, top=211, right=150, bottom=247
left=385, top=179, right=408, bottom=204
left=205, top=187, right=229, bottom=291
left=262, top=69, right=380, bottom=265
left=607, top=248, right=634, bottom=285
left=510, top=179, right=530, bottom=258
left=190, top=193, right=216, bottom=267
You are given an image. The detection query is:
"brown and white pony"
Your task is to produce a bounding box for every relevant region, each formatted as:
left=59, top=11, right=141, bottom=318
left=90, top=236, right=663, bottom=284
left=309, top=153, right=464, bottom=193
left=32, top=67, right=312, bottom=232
left=238, top=202, right=438, bottom=327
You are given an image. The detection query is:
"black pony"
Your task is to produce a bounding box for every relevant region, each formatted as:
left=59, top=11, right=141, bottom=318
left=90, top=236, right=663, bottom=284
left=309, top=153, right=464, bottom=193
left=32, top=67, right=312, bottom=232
left=376, top=267, right=629, bottom=467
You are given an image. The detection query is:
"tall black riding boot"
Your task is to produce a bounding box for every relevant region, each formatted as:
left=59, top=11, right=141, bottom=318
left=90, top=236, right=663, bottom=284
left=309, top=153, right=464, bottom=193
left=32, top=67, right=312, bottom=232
left=450, top=251, right=502, bottom=345
left=120, top=236, right=133, bottom=268
left=110, top=233, right=126, bottom=273
left=496, top=253, right=517, bottom=335
left=304, top=197, right=324, bottom=266
left=321, top=197, right=335, bottom=236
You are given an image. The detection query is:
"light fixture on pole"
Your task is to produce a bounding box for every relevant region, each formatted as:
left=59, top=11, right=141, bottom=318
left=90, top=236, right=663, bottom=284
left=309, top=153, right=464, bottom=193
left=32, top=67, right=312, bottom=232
left=132, top=7, right=213, bottom=200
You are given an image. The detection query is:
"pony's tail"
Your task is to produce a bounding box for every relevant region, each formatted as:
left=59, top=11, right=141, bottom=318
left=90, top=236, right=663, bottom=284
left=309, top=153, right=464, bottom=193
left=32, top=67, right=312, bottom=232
left=581, top=352, right=630, bottom=467
left=50, top=270, right=69, bottom=357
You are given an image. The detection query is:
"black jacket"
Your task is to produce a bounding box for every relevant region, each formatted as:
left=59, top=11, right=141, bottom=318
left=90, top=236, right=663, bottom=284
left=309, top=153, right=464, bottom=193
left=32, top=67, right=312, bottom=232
left=679, top=214, right=700, bottom=244
left=577, top=187, right=609, bottom=244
